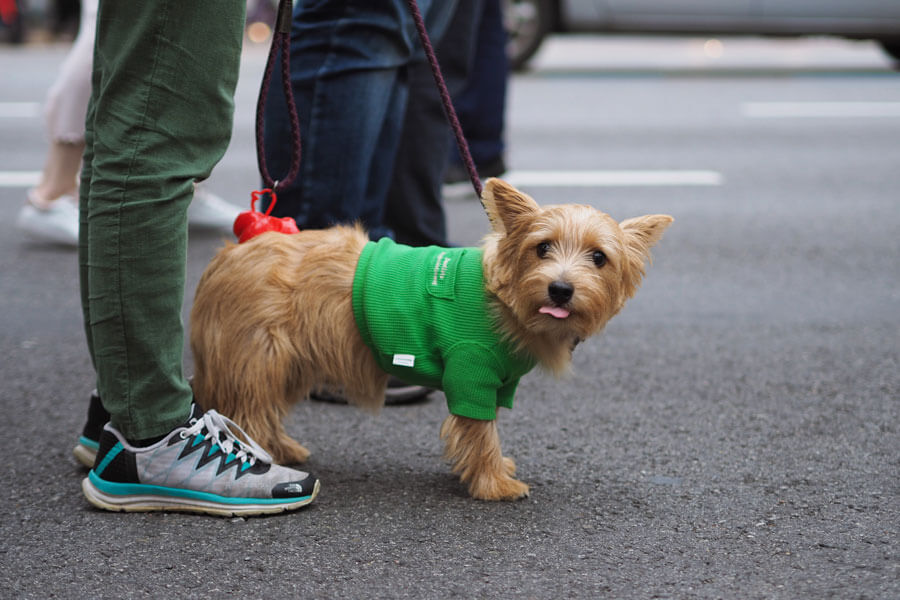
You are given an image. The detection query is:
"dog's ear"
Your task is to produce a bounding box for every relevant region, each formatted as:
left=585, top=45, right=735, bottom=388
left=620, top=214, right=673, bottom=257
left=618, top=214, right=674, bottom=300
left=481, top=178, right=540, bottom=235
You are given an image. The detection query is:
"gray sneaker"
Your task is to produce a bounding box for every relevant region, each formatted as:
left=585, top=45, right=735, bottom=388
left=82, top=406, right=319, bottom=516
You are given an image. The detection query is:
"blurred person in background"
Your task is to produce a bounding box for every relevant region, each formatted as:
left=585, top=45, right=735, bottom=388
left=262, top=0, right=484, bottom=248
left=16, top=0, right=242, bottom=247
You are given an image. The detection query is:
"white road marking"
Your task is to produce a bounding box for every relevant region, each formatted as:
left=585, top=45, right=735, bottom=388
left=0, top=102, right=41, bottom=118
left=4, top=170, right=725, bottom=190
left=502, top=170, right=723, bottom=187
left=0, top=171, right=41, bottom=187
left=742, top=102, right=900, bottom=119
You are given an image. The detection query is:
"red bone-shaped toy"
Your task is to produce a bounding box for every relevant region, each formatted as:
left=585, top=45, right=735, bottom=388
left=233, top=189, right=300, bottom=243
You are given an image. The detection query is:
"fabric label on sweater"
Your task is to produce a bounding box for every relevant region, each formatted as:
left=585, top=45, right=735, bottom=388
left=427, top=249, right=459, bottom=300
left=392, top=354, right=416, bottom=368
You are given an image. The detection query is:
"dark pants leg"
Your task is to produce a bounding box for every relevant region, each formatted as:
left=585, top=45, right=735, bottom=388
left=385, top=0, right=483, bottom=247
left=453, top=0, right=508, bottom=166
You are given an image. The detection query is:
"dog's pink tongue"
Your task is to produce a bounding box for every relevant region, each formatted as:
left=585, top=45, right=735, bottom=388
left=540, top=305, right=570, bottom=319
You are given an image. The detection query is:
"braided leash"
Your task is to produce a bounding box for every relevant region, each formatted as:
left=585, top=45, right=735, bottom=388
left=255, top=0, right=301, bottom=194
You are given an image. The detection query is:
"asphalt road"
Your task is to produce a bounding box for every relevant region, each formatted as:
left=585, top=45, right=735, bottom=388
left=1, top=35, right=898, bottom=599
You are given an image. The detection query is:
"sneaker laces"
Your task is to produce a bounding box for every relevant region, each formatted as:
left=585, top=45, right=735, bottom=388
left=183, top=409, right=274, bottom=466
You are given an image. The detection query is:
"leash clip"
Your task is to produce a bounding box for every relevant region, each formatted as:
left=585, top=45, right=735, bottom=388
left=276, top=0, right=292, bottom=34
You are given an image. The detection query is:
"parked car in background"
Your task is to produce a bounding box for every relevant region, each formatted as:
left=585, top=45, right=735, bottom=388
left=505, top=0, right=900, bottom=69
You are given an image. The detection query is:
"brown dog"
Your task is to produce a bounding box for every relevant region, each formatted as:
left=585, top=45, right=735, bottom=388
left=190, top=178, right=672, bottom=500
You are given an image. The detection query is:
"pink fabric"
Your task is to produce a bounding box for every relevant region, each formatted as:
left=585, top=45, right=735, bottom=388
left=44, top=0, right=97, bottom=143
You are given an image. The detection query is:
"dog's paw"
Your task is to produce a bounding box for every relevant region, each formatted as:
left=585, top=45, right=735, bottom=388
left=469, top=474, right=530, bottom=501
left=272, top=439, right=311, bottom=465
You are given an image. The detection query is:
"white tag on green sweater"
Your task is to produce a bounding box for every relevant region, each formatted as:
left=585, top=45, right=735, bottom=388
left=393, top=354, right=415, bottom=368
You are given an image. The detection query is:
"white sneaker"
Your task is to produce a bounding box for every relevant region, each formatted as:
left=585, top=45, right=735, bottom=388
left=16, top=191, right=79, bottom=246
left=189, top=185, right=242, bottom=230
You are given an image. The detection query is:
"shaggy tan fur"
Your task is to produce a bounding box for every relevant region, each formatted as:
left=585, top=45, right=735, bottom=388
left=190, top=178, right=672, bottom=500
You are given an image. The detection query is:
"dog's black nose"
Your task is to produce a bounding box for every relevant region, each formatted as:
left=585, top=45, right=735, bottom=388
left=548, top=281, right=574, bottom=305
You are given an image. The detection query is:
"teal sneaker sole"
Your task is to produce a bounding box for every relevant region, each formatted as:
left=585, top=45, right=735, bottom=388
left=82, top=471, right=320, bottom=517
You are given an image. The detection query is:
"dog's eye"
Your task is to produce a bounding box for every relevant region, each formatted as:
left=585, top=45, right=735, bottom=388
left=592, top=250, right=607, bottom=268
left=536, top=241, right=551, bottom=259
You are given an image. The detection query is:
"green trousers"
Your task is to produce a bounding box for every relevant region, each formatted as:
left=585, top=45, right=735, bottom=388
left=78, top=0, right=245, bottom=440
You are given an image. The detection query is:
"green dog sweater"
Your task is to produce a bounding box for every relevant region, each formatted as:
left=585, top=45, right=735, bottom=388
left=352, top=238, right=536, bottom=420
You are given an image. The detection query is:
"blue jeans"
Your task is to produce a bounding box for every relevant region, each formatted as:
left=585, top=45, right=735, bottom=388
left=263, top=0, right=457, bottom=241
left=452, top=0, right=507, bottom=166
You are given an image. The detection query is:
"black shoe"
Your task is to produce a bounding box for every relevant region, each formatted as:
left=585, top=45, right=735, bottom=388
left=384, top=378, right=435, bottom=404
left=311, top=377, right=434, bottom=405
left=443, top=156, right=507, bottom=185
left=443, top=162, right=471, bottom=185
left=73, top=390, right=110, bottom=468
left=475, top=156, right=507, bottom=180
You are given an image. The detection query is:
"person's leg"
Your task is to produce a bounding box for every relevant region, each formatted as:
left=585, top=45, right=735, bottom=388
left=40, top=0, right=96, bottom=201
left=42, top=0, right=96, bottom=149
left=79, top=0, right=319, bottom=515
left=384, top=0, right=479, bottom=247
left=32, top=141, right=85, bottom=203
left=79, top=0, right=244, bottom=441
left=17, top=0, right=95, bottom=246
left=263, top=0, right=414, bottom=239
left=451, top=0, right=507, bottom=170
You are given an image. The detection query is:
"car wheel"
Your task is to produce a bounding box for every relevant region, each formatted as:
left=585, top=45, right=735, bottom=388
left=504, top=0, right=554, bottom=71
left=879, top=39, right=900, bottom=65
